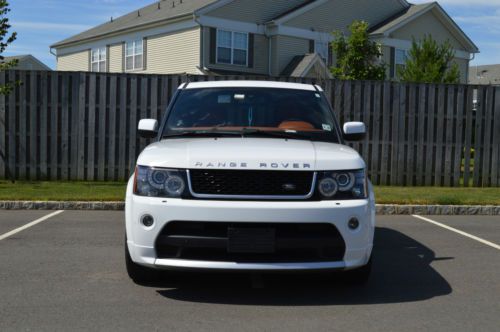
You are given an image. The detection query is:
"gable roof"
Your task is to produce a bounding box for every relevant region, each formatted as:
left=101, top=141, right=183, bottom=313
left=1, top=54, right=52, bottom=70
left=280, top=53, right=332, bottom=78
left=51, top=0, right=218, bottom=48
left=369, top=2, right=479, bottom=53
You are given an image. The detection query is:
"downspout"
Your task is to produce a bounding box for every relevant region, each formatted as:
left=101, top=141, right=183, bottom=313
left=265, top=24, right=272, bottom=77
left=467, top=52, right=476, bottom=84
left=193, top=14, right=205, bottom=73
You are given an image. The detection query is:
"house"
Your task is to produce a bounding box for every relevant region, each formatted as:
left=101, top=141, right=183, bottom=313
left=469, top=65, right=500, bottom=85
left=50, top=0, right=478, bottom=83
left=2, top=55, right=52, bottom=71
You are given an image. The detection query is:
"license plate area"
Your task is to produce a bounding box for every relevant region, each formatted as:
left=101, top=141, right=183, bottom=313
left=227, top=227, right=276, bottom=253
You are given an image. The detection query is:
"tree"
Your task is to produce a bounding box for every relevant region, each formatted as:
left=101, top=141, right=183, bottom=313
left=0, top=0, right=18, bottom=95
left=331, top=20, right=386, bottom=81
left=398, top=35, right=460, bottom=84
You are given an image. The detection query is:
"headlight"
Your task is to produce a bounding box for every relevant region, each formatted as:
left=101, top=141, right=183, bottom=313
left=317, top=169, right=367, bottom=200
left=134, top=166, right=188, bottom=198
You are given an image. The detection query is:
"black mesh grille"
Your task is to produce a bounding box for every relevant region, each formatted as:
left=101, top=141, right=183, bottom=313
left=155, top=221, right=346, bottom=263
left=189, top=170, right=314, bottom=196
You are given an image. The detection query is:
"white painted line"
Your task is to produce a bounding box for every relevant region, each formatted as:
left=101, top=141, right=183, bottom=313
left=412, top=215, right=500, bottom=251
left=0, top=210, right=64, bottom=241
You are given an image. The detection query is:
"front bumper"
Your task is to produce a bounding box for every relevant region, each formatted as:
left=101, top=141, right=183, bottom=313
left=125, top=181, right=375, bottom=271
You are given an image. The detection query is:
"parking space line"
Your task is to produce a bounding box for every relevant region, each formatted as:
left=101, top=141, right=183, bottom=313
left=0, top=210, right=64, bottom=241
left=412, top=215, right=500, bottom=251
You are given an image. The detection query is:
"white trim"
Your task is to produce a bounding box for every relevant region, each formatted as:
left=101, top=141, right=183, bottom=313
left=373, top=37, right=471, bottom=60
left=270, top=25, right=333, bottom=42
left=197, top=15, right=264, bottom=34
left=55, top=19, right=198, bottom=56
left=215, top=29, right=249, bottom=67
left=271, top=0, right=329, bottom=25
left=195, top=0, right=235, bottom=16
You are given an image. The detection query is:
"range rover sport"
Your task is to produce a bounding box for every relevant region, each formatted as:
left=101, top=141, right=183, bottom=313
left=125, top=80, right=375, bottom=284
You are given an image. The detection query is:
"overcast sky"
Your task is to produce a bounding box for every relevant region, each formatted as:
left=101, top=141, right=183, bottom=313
left=5, top=0, right=499, bottom=69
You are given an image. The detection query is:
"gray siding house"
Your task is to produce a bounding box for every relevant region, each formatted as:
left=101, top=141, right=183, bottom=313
left=51, top=0, right=478, bottom=83
left=2, top=55, right=52, bottom=71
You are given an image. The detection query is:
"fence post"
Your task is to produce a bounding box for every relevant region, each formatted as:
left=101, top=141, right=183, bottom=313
left=0, top=71, right=5, bottom=179
left=77, top=72, right=87, bottom=180
left=492, top=87, right=500, bottom=187
left=462, top=86, right=474, bottom=187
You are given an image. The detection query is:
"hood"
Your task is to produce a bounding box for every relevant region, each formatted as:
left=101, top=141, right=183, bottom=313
left=137, top=138, right=365, bottom=171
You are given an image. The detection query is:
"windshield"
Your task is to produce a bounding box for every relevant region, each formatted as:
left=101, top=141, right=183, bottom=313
left=162, top=87, right=340, bottom=143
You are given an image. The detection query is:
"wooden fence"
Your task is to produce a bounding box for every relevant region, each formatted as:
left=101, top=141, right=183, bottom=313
left=0, top=70, right=499, bottom=186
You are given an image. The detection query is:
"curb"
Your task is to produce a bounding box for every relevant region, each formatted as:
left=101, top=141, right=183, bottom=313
left=0, top=201, right=499, bottom=215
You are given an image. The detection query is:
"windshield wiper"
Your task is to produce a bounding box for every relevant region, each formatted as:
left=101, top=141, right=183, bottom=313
left=163, top=128, right=313, bottom=140
left=239, top=128, right=312, bottom=140
left=163, top=128, right=245, bottom=139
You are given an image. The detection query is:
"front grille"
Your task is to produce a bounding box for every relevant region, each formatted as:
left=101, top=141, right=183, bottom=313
left=189, top=169, right=314, bottom=197
left=155, top=221, right=346, bottom=263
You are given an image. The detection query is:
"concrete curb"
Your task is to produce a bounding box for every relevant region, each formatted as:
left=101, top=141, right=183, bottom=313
left=0, top=201, right=499, bottom=215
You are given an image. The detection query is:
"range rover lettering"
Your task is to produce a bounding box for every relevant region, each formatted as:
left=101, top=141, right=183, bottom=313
left=125, top=81, right=375, bottom=284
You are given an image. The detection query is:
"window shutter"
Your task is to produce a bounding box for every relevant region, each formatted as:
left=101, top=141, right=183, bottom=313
left=88, top=49, right=92, bottom=71
left=328, top=43, right=333, bottom=66
left=309, top=40, right=315, bottom=54
left=209, top=28, right=217, bottom=64
left=106, top=45, right=110, bottom=72
left=248, top=33, right=255, bottom=68
left=389, top=47, right=395, bottom=78
left=122, top=42, right=126, bottom=72
left=143, top=37, right=148, bottom=71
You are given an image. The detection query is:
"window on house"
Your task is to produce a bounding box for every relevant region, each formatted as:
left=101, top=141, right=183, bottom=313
left=216, top=29, right=248, bottom=66
left=394, top=48, right=408, bottom=77
left=125, top=39, right=143, bottom=71
left=315, top=41, right=329, bottom=64
left=91, top=47, right=106, bottom=72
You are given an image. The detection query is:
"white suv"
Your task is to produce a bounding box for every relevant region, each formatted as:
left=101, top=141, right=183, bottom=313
left=125, top=81, right=375, bottom=284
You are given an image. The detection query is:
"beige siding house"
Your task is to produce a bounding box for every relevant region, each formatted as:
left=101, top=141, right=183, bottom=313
left=51, top=0, right=478, bottom=83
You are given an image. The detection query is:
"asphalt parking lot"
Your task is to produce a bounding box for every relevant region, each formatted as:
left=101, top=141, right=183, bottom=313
left=0, top=211, right=499, bottom=331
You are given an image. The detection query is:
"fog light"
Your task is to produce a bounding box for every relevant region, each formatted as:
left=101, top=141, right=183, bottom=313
left=348, top=217, right=360, bottom=230
left=141, top=214, right=154, bottom=227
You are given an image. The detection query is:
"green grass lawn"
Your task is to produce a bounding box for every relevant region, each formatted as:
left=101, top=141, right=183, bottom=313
left=0, top=181, right=127, bottom=202
left=375, top=186, right=500, bottom=205
left=0, top=181, right=499, bottom=205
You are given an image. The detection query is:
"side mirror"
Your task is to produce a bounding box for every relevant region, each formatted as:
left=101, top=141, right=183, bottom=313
left=138, top=119, right=159, bottom=139
left=343, top=122, right=366, bottom=141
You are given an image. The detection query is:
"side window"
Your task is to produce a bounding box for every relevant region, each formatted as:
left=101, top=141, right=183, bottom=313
left=394, top=48, right=408, bottom=78
left=125, top=39, right=143, bottom=71
left=91, top=47, right=106, bottom=72
left=216, top=29, right=248, bottom=66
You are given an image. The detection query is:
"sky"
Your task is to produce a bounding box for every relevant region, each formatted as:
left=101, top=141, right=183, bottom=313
left=4, top=0, right=500, bottom=69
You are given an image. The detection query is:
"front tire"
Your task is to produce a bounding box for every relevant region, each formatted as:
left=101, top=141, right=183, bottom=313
left=125, top=238, right=161, bottom=284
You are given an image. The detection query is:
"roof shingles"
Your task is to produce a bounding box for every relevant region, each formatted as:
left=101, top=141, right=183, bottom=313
left=51, top=0, right=217, bottom=48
